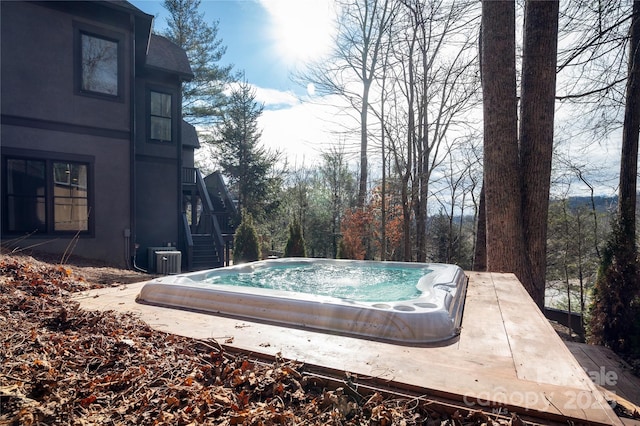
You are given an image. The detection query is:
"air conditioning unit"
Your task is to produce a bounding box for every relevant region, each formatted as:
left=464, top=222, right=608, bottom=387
left=155, top=251, right=181, bottom=275
left=147, top=246, right=182, bottom=275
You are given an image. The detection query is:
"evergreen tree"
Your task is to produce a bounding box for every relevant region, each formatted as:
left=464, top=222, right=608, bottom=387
left=233, top=211, right=260, bottom=263
left=284, top=219, right=306, bottom=257
left=589, top=219, right=640, bottom=354
left=214, top=78, right=282, bottom=222
left=588, top=1, right=640, bottom=358
left=162, top=0, right=235, bottom=125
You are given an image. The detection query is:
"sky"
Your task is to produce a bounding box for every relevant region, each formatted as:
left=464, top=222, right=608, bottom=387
left=130, top=0, right=341, bottom=167
left=129, top=0, right=622, bottom=198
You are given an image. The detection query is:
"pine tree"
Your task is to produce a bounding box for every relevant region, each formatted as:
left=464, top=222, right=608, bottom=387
left=214, top=78, right=282, bottom=222
left=233, top=211, right=260, bottom=264
left=162, top=0, right=235, bottom=125
left=284, top=219, right=306, bottom=257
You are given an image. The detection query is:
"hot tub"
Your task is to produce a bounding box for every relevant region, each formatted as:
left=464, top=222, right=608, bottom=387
left=137, top=258, right=468, bottom=344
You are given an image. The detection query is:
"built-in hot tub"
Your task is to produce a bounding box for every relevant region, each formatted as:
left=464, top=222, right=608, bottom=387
left=137, top=258, right=468, bottom=344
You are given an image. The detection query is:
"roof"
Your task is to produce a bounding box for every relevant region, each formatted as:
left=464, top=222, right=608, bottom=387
left=101, top=1, right=153, bottom=19
left=182, top=120, right=200, bottom=149
left=104, top=1, right=146, bottom=14
left=146, top=34, right=193, bottom=79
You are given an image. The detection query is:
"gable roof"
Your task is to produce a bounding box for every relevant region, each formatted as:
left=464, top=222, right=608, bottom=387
left=146, top=34, right=193, bottom=80
left=103, top=0, right=149, bottom=16
left=182, top=120, right=200, bottom=149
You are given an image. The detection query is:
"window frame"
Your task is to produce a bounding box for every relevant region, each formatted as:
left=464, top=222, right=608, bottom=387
left=147, top=88, right=175, bottom=144
left=74, top=22, right=125, bottom=102
left=2, top=150, right=95, bottom=236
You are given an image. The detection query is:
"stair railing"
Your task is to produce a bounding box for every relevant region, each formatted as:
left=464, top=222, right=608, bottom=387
left=181, top=212, right=194, bottom=270
left=195, top=169, right=225, bottom=266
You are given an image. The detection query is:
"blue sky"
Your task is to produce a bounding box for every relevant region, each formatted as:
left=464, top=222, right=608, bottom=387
left=129, top=0, right=343, bottom=167
left=130, top=0, right=333, bottom=97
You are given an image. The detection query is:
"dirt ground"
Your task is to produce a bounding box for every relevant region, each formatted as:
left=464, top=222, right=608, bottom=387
left=0, top=248, right=155, bottom=285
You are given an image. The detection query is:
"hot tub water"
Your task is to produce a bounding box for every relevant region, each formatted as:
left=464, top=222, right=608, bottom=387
left=204, top=263, right=430, bottom=302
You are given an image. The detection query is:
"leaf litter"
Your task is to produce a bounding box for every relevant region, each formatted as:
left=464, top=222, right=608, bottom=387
left=0, top=254, right=529, bottom=425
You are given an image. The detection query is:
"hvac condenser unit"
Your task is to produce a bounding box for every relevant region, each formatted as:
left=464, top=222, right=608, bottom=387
left=148, top=247, right=181, bottom=274
left=155, top=251, right=181, bottom=275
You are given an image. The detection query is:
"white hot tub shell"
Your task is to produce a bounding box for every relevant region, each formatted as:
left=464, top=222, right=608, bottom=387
left=137, top=258, right=468, bottom=344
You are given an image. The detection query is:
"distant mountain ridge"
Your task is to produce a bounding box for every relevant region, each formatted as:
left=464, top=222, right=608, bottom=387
left=559, top=195, right=618, bottom=213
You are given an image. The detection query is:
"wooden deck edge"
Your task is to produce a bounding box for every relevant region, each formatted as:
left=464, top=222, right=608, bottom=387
left=229, top=344, right=622, bottom=426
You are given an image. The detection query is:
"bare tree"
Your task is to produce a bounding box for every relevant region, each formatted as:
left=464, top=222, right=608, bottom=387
left=320, top=145, right=358, bottom=258
left=589, top=1, right=640, bottom=355
left=618, top=0, right=640, bottom=242
left=374, top=0, right=480, bottom=261
left=479, top=0, right=559, bottom=306
left=481, top=1, right=532, bottom=287
left=519, top=0, right=559, bottom=306
left=300, top=0, right=396, bottom=207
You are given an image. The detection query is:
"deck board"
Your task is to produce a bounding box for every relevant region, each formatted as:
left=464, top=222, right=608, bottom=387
left=566, top=341, right=640, bottom=408
left=74, top=270, right=624, bottom=425
left=491, top=273, right=592, bottom=388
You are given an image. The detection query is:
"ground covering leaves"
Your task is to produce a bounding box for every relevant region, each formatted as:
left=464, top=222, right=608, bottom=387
left=1, top=254, right=530, bottom=425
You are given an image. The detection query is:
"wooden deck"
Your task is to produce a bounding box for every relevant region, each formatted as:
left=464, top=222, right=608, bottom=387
left=566, top=340, right=640, bottom=424
left=74, top=270, right=624, bottom=425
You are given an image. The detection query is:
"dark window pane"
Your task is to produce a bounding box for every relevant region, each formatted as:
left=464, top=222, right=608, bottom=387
left=54, top=197, right=88, bottom=231
left=151, top=91, right=171, bottom=117
left=6, top=159, right=46, bottom=232
left=53, top=163, right=88, bottom=231
left=81, top=33, right=118, bottom=95
left=150, top=91, right=172, bottom=142
left=151, top=117, right=172, bottom=141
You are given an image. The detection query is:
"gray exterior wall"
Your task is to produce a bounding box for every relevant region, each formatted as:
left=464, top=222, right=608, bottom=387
left=132, top=67, right=184, bottom=270
left=1, top=1, right=195, bottom=269
left=1, top=2, right=134, bottom=266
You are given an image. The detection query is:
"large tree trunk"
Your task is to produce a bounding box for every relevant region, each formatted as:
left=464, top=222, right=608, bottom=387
left=519, top=0, right=559, bottom=308
left=481, top=1, right=533, bottom=288
left=619, top=0, right=640, bottom=238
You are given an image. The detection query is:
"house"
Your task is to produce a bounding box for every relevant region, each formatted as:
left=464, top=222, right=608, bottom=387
left=1, top=0, right=237, bottom=272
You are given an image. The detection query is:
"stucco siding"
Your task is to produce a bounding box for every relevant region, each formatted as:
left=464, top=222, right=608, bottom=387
left=0, top=1, right=131, bottom=132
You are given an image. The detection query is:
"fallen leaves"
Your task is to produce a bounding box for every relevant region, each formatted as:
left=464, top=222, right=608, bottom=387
left=1, top=254, right=527, bottom=425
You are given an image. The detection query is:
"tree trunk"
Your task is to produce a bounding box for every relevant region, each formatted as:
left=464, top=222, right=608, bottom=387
left=519, top=0, right=559, bottom=307
left=587, top=1, right=640, bottom=354
left=619, top=0, right=640, bottom=239
left=358, top=81, right=371, bottom=207
left=473, top=185, right=486, bottom=271
left=481, top=1, right=533, bottom=287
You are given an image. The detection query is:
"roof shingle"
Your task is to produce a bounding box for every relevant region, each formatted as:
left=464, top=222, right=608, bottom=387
left=146, top=34, right=193, bottom=79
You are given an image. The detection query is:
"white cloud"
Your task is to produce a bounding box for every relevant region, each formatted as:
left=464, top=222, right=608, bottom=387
left=257, top=92, right=358, bottom=168
left=253, top=86, right=299, bottom=109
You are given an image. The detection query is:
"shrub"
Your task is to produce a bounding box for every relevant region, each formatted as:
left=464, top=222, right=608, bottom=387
left=588, top=218, right=640, bottom=356
left=233, top=211, right=260, bottom=263
left=284, top=219, right=306, bottom=257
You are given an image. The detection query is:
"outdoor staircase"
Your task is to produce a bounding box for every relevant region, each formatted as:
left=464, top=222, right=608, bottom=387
left=191, top=233, right=222, bottom=270
left=182, top=169, right=238, bottom=272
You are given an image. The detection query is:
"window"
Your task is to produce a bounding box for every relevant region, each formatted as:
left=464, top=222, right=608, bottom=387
left=5, top=159, right=46, bottom=233
left=52, top=162, right=89, bottom=231
left=150, top=91, right=172, bottom=142
left=4, top=157, right=91, bottom=234
left=81, top=33, right=118, bottom=95
left=74, top=22, right=123, bottom=100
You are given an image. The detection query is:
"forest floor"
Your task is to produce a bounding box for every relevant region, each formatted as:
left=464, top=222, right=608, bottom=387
left=0, top=249, right=632, bottom=425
